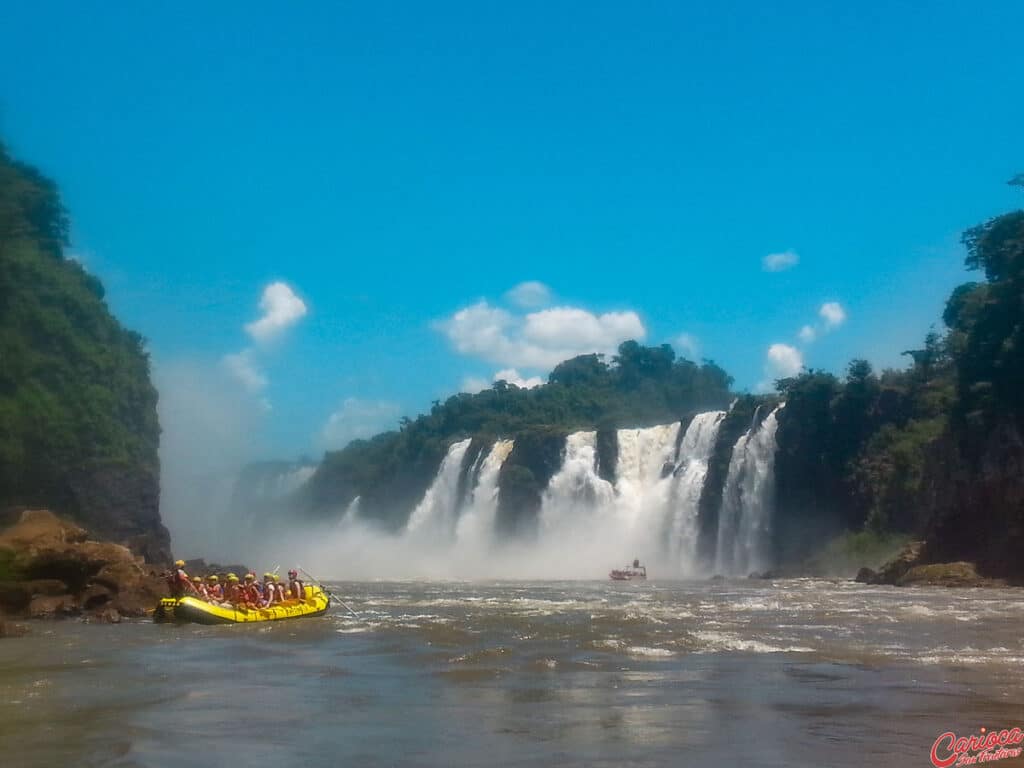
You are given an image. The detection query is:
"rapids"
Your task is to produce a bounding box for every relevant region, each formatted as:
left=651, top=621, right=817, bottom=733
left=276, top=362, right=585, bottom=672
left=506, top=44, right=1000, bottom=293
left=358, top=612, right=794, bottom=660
left=2, top=579, right=1021, bottom=767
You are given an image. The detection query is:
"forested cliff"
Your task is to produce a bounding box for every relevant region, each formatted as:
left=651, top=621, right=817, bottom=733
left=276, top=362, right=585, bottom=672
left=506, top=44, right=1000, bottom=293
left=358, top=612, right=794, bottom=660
left=0, top=144, right=167, bottom=562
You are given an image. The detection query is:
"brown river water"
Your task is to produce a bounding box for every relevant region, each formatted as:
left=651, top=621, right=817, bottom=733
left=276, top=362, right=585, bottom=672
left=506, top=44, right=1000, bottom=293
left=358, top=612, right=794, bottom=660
left=1, top=578, right=1022, bottom=767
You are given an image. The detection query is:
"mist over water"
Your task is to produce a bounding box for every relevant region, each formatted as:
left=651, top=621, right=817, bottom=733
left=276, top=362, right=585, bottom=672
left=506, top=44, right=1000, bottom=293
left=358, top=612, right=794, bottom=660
left=205, top=410, right=782, bottom=581
left=168, top=406, right=786, bottom=580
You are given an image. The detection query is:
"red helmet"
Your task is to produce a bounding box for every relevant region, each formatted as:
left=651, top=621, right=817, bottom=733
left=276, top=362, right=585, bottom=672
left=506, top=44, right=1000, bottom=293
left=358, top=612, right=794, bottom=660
left=288, top=569, right=298, bottom=578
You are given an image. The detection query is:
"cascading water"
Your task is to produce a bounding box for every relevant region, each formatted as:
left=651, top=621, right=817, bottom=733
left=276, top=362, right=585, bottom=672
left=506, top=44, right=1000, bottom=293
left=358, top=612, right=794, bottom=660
left=539, top=431, right=616, bottom=533
left=405, top=438, right=473, bottom=538
left=614, top=423, right=682, bottom=532
left=535, top=420, right=729, bottom=576
left=714, top=405, right=783, bottom=576
left=455, top=439, right=515, bottom=548
left=667, top=411, right=725, bottom=574
left=310, top=409, right=781, bottom=579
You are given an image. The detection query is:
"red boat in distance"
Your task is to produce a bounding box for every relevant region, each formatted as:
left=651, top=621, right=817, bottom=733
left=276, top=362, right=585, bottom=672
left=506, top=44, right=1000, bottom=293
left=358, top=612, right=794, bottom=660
left=610, top=559, right=647, bottom=581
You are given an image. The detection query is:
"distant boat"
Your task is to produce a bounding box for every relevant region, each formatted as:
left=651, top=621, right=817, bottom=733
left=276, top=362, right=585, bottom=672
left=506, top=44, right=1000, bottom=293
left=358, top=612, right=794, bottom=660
left=610, top=558, right=647, bottom=581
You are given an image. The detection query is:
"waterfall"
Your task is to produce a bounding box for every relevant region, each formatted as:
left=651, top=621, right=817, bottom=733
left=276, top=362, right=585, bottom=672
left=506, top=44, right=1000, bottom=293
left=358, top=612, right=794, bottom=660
left=667, top=411, right=725, bottom=574
left=536, top=420, right=730, bottom=575
left=614, top=423, right=682, bottom=532
left=455, top=439, right=515, bottom=548
left=405, top=438, right=473, bottom=537
left=714, top=405, right=783, bottom=576
left=539, top=431, right=616, bottom=533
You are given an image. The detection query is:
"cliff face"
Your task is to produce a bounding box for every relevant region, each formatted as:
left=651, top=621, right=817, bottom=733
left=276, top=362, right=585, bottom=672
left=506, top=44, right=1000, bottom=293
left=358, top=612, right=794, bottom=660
left=923, top=419, right=1024, bottom=581
left=0, top=143, right=167, bottom=561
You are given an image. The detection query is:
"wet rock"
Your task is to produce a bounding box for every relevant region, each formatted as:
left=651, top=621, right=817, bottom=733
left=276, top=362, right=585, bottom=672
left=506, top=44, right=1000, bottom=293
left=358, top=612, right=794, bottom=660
left=28, top=595, right=77, bottom=618
left=854, top=567, right=877, bottom=584
left=896, top=561, right=1006, bottom=588
left=0, top=614, right=30, bottom=638
left=0, top=582, right=32, bottom=612
left=0, top=510, right=168, bottom=619
left=0, top=579, right=73, bottom=613
left=873, top=540, right=925, bottom=585
left=79, top=584, right=114, bottom=610
left=97, top=607, right=121, bottom=624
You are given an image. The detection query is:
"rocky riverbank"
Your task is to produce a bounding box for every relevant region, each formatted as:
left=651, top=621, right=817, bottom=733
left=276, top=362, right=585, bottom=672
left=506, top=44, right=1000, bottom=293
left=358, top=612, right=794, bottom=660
left=854, top=540, right=1010, bottom=588
left=0, top=509, right=168, bottom=631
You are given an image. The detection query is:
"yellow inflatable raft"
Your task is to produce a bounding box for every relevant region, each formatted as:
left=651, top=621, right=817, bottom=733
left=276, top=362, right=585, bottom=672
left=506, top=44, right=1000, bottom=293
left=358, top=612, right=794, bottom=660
left=154, top=586, right=330, bottom=625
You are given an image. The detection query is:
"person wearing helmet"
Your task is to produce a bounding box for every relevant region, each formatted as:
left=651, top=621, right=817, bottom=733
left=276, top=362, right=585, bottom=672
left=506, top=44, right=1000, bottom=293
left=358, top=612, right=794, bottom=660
left=167, top=559, right=196, bottom=598
left=261, top=573, right=278, bottom=607
left=191, top=575, right=210, bottom=601
left=206, top=575, right=224, bottom=602
left=272, top=574, right=287, bottom=604
left=243, top=573, right=262, bottom=609
left=287, top=569, right=305, bottom=601
left=224, top=573, right=243, bottom=605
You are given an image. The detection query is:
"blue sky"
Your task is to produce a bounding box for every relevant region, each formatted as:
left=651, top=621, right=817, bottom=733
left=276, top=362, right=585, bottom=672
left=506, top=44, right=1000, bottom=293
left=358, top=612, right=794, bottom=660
left=1, top=2, right=1022, bottom=459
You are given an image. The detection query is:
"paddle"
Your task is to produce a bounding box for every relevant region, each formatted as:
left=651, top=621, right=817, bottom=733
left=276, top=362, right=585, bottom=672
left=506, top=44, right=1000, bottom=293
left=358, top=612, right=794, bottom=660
left=297, top=566, right=360, bottom=619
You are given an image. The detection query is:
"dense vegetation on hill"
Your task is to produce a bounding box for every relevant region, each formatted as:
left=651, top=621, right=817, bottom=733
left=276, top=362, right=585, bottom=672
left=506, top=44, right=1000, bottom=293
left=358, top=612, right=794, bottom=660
left=773, top=191, right=1024, bottom=579
left=302, top=344, right=734, bottom=526
left=0, top=143, right=166, bottom=559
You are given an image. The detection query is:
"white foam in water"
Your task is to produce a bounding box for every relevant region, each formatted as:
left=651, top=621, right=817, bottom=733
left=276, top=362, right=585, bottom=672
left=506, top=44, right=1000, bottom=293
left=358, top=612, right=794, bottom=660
left=626, top=646, right=675, bottom=658
left=693, top=630, right=813, bottom=654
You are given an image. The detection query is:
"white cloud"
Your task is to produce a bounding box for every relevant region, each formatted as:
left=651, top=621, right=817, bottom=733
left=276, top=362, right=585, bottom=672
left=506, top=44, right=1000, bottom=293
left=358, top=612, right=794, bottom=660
left=245, top=281, right=308, bottom=342
left=673, top=333, right=700, bottom=359
left=797, top=325, right=817, bottom=343
left=764, top=342, right=804, bottom=383
left=762, top=250, right=800, bottom=272
left=438, top=300, right=645, bottom=370
left=460, top=376, right=493, bottom=394
left=222, top=349, right=267, bottom=394
left=461, top=368, right=545, bottom=394
left=505, top=281, right=552, bottom=309
left=493, top=368, right=544, bottom=389
left=819, top=301, right=847, bottom=329
left=319, top=398, right=402, bottom=450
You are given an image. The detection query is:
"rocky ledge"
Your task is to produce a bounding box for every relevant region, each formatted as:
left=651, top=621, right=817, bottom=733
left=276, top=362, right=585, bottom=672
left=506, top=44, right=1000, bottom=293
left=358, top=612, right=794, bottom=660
left=854, top=541, right=1008, bottom=588
left=0, top=509, right=167, bottom=629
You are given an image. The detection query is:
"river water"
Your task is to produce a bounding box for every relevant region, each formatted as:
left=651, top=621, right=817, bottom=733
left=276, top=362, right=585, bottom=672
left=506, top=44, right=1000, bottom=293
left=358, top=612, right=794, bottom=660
left=1, top=579, right=1022, bottom=767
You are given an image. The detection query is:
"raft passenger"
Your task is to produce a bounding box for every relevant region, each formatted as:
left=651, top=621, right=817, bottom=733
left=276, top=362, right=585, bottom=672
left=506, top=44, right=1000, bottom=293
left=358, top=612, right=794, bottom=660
left=287, top=570, right=305, bottom=601
left=167, top=559, right=197, bottom=598
left=262, top=573, right=277, bottom=607
left=206, top=575, right=223, bottom=602
left=192, top=575, right=209, bottom=601
left=243, top=573, right=262, bottom=609
left=225, top=573, right=243, bottom=605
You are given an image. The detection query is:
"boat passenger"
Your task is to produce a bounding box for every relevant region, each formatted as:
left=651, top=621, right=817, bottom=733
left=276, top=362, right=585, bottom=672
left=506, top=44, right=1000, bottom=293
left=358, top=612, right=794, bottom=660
left=287, top=570, right=305, bottom=601
left=243, top=573, right=262, bottom=608
left=167, top=559, right=197, bottom=598
left=261, top=573, right=277, bottom=607
left=273, top=575, right=287, bottom=604
left=225, top=573, right=244, bottom=605
left=206, top=575, right=224, bottom=602
left=192, top=575, right=210, bottom=601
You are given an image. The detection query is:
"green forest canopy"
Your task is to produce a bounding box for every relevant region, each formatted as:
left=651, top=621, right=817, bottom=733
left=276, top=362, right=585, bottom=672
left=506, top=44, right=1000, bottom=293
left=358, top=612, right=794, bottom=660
left=0, top=143, right=160, bottom=512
